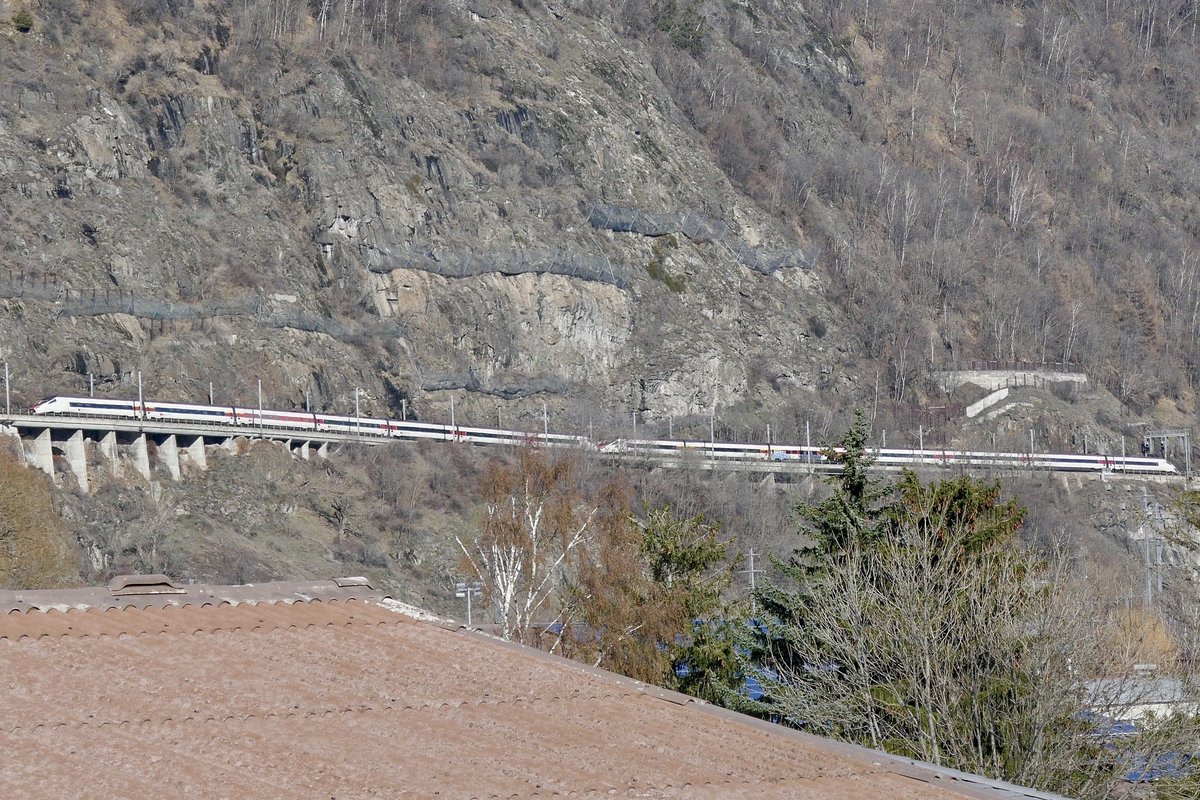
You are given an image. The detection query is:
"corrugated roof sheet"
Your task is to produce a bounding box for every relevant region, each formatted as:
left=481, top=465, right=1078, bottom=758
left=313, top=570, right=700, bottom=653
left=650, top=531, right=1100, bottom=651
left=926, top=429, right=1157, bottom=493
left=0, top=580, right=1062, bottom=799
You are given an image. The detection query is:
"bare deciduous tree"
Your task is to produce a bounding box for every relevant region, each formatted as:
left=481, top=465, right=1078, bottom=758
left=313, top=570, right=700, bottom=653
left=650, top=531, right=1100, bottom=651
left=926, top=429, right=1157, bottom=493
left=457, top=448, right=597, bottom=642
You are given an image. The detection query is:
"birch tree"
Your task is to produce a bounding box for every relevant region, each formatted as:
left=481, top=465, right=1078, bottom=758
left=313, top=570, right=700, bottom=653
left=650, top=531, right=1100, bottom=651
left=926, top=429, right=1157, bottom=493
left=457, top=448, right=596, bottom=642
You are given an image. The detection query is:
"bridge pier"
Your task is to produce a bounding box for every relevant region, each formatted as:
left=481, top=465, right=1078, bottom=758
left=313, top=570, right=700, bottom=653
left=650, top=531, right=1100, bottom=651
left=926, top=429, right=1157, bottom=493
left=131, top=433, right=151, bottom=481
left=183, top=435, right=207, bottom=471
left=99, top=431, right=120, bottom=477
left=285, top=439, right=311, bottom=460
left=29, top=428, right=53, bottom=479
left=316, top=442, right=328, bottom=459
left=64, top=429, right=89, bottom=493
left=157, top=434, right=181, bottom=481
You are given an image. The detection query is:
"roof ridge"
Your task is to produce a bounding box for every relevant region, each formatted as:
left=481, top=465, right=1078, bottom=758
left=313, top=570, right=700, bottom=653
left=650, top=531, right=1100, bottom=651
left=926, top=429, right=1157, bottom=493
left=0, top=594, right=405, bottom=640
left=0, top=577, right=387, bottom=614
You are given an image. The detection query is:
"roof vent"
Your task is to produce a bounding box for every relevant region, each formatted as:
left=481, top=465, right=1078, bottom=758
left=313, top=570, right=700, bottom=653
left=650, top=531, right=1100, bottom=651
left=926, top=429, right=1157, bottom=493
left=333, top=576, right=372, bottom=588
left=108, top=574, right=186, bottom=596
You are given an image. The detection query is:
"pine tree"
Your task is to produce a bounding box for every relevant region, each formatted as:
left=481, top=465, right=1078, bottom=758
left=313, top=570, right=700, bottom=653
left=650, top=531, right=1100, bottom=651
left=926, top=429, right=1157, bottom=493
left=733, top=414, right=1118, bottom=793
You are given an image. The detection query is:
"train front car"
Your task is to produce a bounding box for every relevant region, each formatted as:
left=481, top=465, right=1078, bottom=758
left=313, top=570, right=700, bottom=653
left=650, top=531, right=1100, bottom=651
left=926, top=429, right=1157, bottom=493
left=31, top=397, right=73, bottom=414
left=1109, top=457, right=1179, bottom=475
left=31, top=396, right=140, bottom=418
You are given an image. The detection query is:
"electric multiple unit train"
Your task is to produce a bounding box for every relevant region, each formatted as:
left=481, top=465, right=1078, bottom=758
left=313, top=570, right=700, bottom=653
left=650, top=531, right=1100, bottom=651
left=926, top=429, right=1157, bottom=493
left=28, top=395, right=589, bottom=448
left=596, top=438, right=1178, bottom=474
left=28, top=395, right=1179, bottom=475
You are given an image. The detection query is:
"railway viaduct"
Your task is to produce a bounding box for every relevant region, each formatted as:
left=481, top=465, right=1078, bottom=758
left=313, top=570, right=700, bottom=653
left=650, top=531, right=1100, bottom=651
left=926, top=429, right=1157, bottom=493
left=0, top=410, right=1181, bottom=494
left=0, top=413, right=363, bottom=492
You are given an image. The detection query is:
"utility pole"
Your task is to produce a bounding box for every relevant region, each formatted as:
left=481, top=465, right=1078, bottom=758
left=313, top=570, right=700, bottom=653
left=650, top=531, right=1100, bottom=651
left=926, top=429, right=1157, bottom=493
left=258, top=379, right=263, bottom=435
left=710, top=408, right=716, bottom=458
left=137, top=370, right=143, bottom=420
left=741, top=549, right=765, bottom=591
left=3, top=362, right=8, bottom=416
left=1156, top=539, right=1164, bottom=594
left=455, top=581, right=482, bottom=626
left=450, top=395, right=456, bottom=439
left=354, top=387, right=360, bottom=437
left=543, top=401, right=548, bottom=437
left=741, top=549, right=765, bottom=612
left=209, top=381, right=214, bottom=405
left=1143, top=488, right=1154, bottom=607
left=1152, top=499, right=1165, bottom=596
left=88, top=373, right=94, bottom=397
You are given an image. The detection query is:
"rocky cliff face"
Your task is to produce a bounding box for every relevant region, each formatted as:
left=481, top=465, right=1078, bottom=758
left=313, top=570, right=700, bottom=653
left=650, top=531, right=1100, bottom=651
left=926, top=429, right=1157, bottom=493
left=5, top=0, right=1200, bottom=440
left=0, top=0, right=846, bottom=434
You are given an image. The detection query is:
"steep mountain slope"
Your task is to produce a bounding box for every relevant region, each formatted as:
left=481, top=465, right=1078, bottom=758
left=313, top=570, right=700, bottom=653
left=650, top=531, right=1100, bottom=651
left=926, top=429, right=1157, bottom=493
left=4, top=0, right=1199, bottom=436
left=0, top=0, right=845, bottom=434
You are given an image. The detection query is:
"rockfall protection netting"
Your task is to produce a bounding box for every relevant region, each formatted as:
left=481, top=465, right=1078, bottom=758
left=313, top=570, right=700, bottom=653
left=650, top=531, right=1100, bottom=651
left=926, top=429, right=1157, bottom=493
left=585, top=203, right=820, bottom=275
left=365, top=246, right=631, bottom=288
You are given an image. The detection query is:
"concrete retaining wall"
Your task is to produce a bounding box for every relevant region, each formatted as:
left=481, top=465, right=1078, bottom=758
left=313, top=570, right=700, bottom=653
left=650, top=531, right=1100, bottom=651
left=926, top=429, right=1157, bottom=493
left=939, top=370, right=1087, bottom=393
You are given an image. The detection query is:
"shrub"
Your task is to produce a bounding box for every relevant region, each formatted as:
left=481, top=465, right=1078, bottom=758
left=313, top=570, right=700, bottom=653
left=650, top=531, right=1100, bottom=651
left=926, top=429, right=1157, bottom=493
left=652, top=0, right=707, bottom=55
left=647, top=237, right=686, bottom=293
left=12, top=9, right=34, bottom=31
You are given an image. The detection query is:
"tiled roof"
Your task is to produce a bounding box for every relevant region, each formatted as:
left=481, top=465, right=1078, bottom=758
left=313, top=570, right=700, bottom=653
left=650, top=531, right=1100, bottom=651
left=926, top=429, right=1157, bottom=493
left=0, top=579, right=1061, bottom=799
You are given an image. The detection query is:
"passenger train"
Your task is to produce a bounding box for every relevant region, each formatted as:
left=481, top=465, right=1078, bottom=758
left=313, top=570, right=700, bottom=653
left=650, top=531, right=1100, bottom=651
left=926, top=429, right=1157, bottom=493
left=29, top=395, right=589, bottom=448
left=598, top=438, right=1178, bottom=474
left=29, top=395, right=1179, bottom=475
